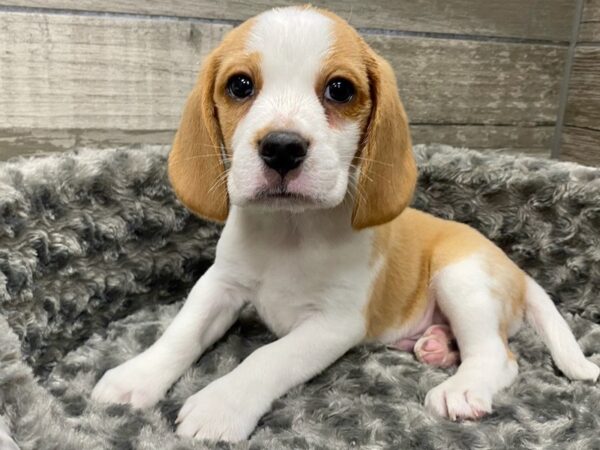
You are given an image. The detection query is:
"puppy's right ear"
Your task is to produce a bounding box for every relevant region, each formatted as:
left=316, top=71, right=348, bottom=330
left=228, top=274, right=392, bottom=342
left=168, top=51, right=229, bottom=222
left=351, top=50, right=416, bottom=230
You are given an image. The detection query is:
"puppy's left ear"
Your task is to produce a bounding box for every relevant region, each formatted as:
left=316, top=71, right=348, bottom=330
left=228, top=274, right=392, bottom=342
left=351, top=50, right=417, bottom=230
left=168, top=51, right=229, bottom=222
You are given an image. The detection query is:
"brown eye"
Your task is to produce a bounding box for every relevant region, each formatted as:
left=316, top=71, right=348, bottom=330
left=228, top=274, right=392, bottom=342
left=325, top=78, right=355, bottom=103
left=227, top=74, right=254, bottom=100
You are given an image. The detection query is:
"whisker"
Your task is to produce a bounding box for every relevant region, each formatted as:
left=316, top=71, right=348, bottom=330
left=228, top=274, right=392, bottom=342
left=346, top=174, right=367, bottom=207
left=350, top=156, right=394, bottom=167
left=172, top=154, right=224, bottom=160
left=207, top=168, right=231, bottom=195
left=356, top=169, right=375, bottom=185
left=169, top=153, right=231, bottom=167
left=350, top=164, right=394, bottom=185
left=347, top=5, right=354, bottom=25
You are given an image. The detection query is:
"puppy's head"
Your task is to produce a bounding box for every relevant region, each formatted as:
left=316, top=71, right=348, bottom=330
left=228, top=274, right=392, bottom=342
left=168, top=6, right=416, bottom=229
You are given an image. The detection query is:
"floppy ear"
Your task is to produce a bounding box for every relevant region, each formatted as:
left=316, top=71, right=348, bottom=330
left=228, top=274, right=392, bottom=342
left=351, top=51, right=417, bottom=230
left=168, top=52, right=229, bottom=222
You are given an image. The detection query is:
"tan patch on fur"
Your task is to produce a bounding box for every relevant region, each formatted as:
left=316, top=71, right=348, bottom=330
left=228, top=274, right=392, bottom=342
left=316, top=18, right=372, bottom=127
left=252, top=125, right=272, bottom=148
left=349, top=41, right=416, bottom=229
left=215, top=50, right=263, bottom=151
left=168, top=18, right=259, bottom=222
left=310, top=6, right=418, bottom=230
left=366, top=208, right=526, bottom=341
left=168, top=58, right=227, bottom=222
left=366, top=209, right=436, bottom=338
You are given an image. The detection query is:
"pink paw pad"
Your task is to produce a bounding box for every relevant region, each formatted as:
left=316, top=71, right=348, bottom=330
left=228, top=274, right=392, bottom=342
left=414, top=324, right=460, bottom=368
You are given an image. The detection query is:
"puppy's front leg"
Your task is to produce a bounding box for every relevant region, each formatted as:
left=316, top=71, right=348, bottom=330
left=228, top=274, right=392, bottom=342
left=176, top=316, right=364, bottom=442
left=92, top=266, right=246, bottom=408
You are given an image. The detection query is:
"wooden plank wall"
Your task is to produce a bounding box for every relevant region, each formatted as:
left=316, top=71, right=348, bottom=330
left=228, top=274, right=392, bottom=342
left=560, top=0, right=600, bottom=166
left=0, top=1, right=594, bottom=164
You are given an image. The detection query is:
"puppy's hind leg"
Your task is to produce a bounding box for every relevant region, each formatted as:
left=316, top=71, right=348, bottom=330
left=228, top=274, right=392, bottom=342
left=414, top=324, right=460, bottom=368
left=424, top=256, right=518, bottom=420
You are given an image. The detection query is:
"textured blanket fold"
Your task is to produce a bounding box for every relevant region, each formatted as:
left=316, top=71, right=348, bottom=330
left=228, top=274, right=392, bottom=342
left=0, top=144, right=598, bottom=449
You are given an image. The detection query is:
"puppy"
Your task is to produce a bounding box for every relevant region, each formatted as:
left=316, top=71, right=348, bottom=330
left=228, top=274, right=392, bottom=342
left=92, top=6, right=599, bottom=441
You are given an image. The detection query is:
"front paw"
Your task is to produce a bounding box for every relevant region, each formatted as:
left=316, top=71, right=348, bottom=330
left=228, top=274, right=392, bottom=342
left=92, top=354, right=173, bottom=409
left=176, top=380, right=260, bottom=442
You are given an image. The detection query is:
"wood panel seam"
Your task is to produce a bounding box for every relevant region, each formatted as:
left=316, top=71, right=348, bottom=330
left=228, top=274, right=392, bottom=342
left=0, top=4, right=244, bottom=26
left=412, top=122, right=555, bottom=127
left=551, top=0, right=585, bottom=159
left=0, top=4, right=571, bottom=46
left=358, top=28, right=569, bottom=46
left=563, top=124, right=600, bottom=133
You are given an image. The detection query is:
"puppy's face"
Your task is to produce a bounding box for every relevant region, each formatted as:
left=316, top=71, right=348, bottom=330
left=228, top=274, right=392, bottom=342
left=219, top=9, right=371, bottom=213
left=169, top=7, right=416, bottom=229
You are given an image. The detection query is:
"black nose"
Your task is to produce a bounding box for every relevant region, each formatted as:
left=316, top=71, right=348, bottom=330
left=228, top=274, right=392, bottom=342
left=259, top=131, right=308, bottom=177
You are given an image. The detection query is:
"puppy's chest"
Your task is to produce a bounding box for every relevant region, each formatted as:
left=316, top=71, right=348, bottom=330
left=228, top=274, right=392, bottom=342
left=253, top=274, right=317, bottom=337
left=248, top=244, right=373, bottom=337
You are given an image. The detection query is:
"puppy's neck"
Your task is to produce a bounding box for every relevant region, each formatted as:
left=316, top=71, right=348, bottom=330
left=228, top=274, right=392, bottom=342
left=228, top=201, right=359, bottom=244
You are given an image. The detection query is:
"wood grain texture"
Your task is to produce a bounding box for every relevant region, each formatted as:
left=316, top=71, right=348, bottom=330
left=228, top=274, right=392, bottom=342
left=558, top=2, right=600, bottom=166
left=561, top=126, right=600, bottom=166
left=0, top=12, right=231, bottom=130
left=564, top=46, right=600, bottom=130
left=0, top=128, right=173, bottom=160
left=366, top=35, right=566, bottom=125
left=578, top=0, right=600, bottom=42
left=411, top=125, right=553, bottom=156
left=0, top=12, right=566, bottom=134
left=0, top=0, right=575, bottom=41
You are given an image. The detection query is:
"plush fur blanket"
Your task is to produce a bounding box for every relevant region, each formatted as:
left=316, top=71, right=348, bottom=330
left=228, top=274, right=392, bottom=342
left=0, top=145, right=599, bottom=450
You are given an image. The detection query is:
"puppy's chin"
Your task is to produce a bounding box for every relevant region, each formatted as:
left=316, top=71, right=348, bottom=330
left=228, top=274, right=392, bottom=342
left=230, top=190, right=346, bottom=213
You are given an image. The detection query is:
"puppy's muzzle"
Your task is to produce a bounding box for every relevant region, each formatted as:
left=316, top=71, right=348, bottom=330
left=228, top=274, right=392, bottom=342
left=259, top=131, right=308, bottom=178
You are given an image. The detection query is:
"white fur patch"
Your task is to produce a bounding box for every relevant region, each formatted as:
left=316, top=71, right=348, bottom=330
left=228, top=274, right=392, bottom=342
left=247, top=7, right=333, bottom=87
left=425, top=255, right=518, bottom=420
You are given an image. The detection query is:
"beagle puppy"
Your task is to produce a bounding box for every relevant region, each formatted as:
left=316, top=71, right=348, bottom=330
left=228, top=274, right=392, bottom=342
left=92, top=6, right=599, bottom=442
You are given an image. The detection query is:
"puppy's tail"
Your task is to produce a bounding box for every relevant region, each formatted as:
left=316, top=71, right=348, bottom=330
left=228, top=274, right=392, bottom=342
left=524, top=276, right=599, bottom=381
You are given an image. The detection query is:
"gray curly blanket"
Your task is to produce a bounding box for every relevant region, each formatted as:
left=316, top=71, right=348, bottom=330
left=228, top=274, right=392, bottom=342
left=0, top=144, right=599, bottom=450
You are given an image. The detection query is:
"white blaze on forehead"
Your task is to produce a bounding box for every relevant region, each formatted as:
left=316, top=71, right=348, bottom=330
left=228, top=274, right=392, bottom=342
left=246, top=7, right=333, bottom=86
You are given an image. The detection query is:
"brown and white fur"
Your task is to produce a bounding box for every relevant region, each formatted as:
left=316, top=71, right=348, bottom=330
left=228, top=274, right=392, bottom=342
left=92, top=6, right=599, bottom=441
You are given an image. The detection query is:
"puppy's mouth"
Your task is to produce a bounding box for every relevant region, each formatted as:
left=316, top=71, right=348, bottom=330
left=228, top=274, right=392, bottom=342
left=255, top=188, right=312, bottom=201
left=250, top=187, right=316, bottom=208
